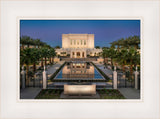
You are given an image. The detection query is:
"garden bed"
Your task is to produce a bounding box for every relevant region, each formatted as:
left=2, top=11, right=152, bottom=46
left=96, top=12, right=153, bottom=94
left=97, top=89, right=125, bottom=99
left=35, top=89, right=125, bottom=99
left=35, top=89, right=63, bottom=99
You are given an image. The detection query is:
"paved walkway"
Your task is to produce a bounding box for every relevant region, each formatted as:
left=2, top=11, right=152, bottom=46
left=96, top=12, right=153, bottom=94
left=93, top=61, right=113, bottom=79
left=20, top=61, right=65, bottom=99
left=47, top=61, right=65, bottom=78
left=118, top=88, right=140, bottom=99
left=20, top=88, right=41, bottom=99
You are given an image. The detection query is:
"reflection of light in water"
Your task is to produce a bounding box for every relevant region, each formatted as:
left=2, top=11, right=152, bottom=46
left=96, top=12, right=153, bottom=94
left=55, top=62, right=104, bottom=79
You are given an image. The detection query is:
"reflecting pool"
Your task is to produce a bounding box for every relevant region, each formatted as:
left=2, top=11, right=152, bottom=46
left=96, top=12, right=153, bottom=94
left=55, top=62, right=104, bottom=80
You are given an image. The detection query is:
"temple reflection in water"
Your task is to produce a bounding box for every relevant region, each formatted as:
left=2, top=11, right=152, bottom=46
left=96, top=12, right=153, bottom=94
left=55, top=62, right=103, bottom=79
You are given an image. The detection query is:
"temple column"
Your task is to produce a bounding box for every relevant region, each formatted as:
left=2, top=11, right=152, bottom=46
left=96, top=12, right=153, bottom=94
left=75, top=52, right=77, bottom=58
left=84, top=51, right=87, bottom=58
left=80, top=51, right=82, bottom=58
left=70, top=51, right=72, bottom=58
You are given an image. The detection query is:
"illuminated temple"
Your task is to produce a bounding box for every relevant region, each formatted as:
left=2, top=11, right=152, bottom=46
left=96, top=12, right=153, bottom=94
left=56, top=34, right=102, bottom=58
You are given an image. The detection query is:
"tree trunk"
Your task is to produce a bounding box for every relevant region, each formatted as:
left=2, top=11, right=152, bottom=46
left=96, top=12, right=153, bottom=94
left=106, top=57, right=108, bottom=64
left=117, top=46, right=120, bottom=51
left=41, top=58, right=43, bottom=67
left=26, top=65, right=29, bottom=86
left=45, top=57, right=47, bottom=66
left=130, top=60, right=133, bottom=80
left=33, top=63, right=36, bottom=72
left=111, top=58, right=113, bottom=66
left=51, top=57, right=53, bottom=64
left=50, top=57, right=51, bottom=64
left=122, top=64, right=125, bottom=73
left=22, top=44, right=24, bottom=50
left=53, top=57, right=54, bottom=64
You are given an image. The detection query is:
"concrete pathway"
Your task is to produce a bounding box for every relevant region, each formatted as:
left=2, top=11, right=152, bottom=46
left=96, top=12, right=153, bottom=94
left=46, top=61, right=65, bottom=78
left=118, top=88, right=140, bottom=99
left=20, top=88, right=41, bottom=99
left=93, top=61, right=113, bottom=79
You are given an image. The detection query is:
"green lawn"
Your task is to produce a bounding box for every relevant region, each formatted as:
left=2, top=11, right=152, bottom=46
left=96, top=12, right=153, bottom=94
left=35, top=89, right=125, bottom=99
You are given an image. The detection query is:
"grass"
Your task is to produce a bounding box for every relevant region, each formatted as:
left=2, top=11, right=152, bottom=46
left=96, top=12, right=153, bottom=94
left=35, top=89, right=125, bottom=99
left=97, top=89, right=125, bottom=99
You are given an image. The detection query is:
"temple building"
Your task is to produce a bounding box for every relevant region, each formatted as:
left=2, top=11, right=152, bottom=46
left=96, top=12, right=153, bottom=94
left=56, top=34, right=102, bottom=58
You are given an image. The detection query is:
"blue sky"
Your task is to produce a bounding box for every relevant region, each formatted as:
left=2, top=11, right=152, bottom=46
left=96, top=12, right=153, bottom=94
left=20, top=20, right=140, bottom=47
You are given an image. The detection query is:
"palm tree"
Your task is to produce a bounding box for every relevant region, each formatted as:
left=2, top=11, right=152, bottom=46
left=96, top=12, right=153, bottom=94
left=132, top=36, right=140, bottom=49
left=31, top=48, right=40, bottom=72
left=34, top=39, right=41, bottom=48
left=126, top=47, right=140, bottom=79
left=115, top=48, right=128, bottom=72
left=110, top=41, right=117, bottom=48
left=118, top=38, right=125, bottom=49
left=108, top=47, right=117, bottom=67
left=49, top=48, right=56, bottom=64
left=40, top=47, right=50, bottom=66
left=95, top=46, right=100, bottom=49
left=124, top=36, right=140, bottom=49
left=25, top=36, right=32, bottom=47
left=20, top=36, right=28, bottom=49
left=55, top=46, right=61, bottom=49
left=20, top=48, right=33, bottom=86
left=102, top=48, right=110, bottom=64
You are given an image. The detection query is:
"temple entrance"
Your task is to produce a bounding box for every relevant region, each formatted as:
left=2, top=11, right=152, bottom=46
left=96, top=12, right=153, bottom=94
left=82, top=52, right=84, bottom=58
left=70, top=51, right=86, bottom=58
left=77, top=52, right=80, bottom=58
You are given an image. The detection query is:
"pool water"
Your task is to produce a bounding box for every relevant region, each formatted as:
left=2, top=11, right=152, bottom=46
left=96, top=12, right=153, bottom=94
left=55, top=62, right=104, bottom=80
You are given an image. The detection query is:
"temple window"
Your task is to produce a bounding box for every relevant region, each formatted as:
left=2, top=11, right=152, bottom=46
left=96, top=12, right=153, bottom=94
left=84, top=40, right=86, bottom=45
left=74, top=40, right=76, bottom=45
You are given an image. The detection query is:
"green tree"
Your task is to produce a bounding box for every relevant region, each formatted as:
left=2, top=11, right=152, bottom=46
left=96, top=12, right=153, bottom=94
left=34, top=39, right=41, bottom=48
left=49, top=48, right=56, bottom=64
left=115, top=48, right=128, bottom=72
left=40, top=47, right=50, bottom=66
left=20, top=48, right=33, bottom=85
left=102, top=48, right=110, bottom=64
left=55, top=46, right=61, bottom=49
left=108, top=47, right=117, bottom=67
left=31, top=48, right=41, bottom=72
left=126, top=47, right=140, bottom=79
left=95, top=46, right=100, bottom=49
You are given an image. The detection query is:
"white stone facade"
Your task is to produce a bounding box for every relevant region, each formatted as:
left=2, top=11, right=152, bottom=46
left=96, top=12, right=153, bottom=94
left=56, top=34, right=102, bottom=58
